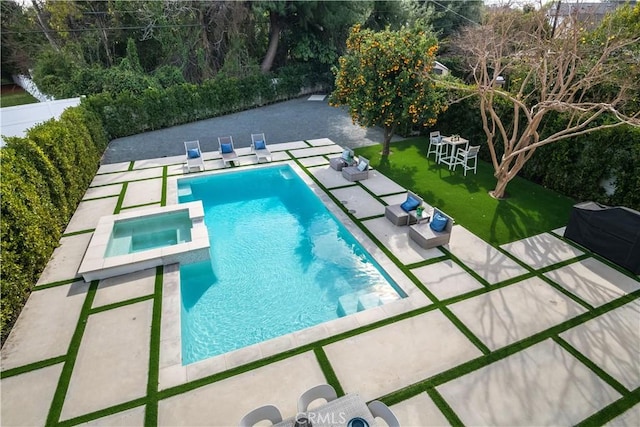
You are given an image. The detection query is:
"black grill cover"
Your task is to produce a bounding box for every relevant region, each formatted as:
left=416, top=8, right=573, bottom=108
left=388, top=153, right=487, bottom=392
left=564, top=202, right=640, bottom=274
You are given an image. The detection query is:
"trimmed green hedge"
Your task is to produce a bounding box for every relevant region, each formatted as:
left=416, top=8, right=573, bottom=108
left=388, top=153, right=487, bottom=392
left=0, top=106, right=107, bottom=343
left=83, top=67, right=331, bottom=139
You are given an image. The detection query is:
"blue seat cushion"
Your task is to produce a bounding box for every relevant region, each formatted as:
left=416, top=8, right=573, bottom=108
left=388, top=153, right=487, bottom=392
left=221, top=143, right=233, bottom=154
left=400, top=195, right=420, bottom=212
left=357, top=160, right=368, bottom=172
left=187, top=148, right=200, bottom=159
left=341, top=150, right=351, bottom=161
left=254, top=140, right=266, bottom=150
left=430, top=212, right=448, bottom=232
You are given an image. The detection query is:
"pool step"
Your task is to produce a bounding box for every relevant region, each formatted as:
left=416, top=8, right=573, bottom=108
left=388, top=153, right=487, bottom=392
left=337, top=292, right=382, bottom=317
left=178, top=185, right=193, bottom=198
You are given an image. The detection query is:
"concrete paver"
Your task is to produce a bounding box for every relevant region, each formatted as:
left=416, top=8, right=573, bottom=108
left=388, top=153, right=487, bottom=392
left=449, top=276, right=588, bottom=351
left=544, top=258, right=640, bottom=308
left=380, top=193, right=409, bottom=206
left=390, top=393, right=450, bottom=427
left=0, top=363, right=64, bottom=426
left=97, top=162, right=130, bottom=174
left=290, top=145, right=343, bottom=158
left=36, top=233, right=93, bottom=285
left=411, top=260, right=484, bottom=301
left=122, top=178, right=163, bottom=208
left=1, top=281, right=88, bottom=370
left=64, top=197, right=119, bottom=233
left=157, top=352, right=325, bottom=426
left=448, top=226, right=528, bottom=284
left=606, top=404, right=640, bottom=427
left=362, top=217, right=443, bottom=265
left=298, top=155, right=330, bottom=167
left=560, top=299, right=640, bottom=390
left=358, top=170, right=406, bottom=196
left=82, top=406, right=145, bottom=426
left=269, top=141, right=308, bottom=152
left=330, top=186, right=386, bottom=219
left=60, top=301, right=152, bottom=421
left=133, top=155, right=183, bottom=170
left=307, top=165, right=355, bottom=189
left=83, top=184, right=122, bottom=200
left=324, top=311, right=483, bottom=401
left=93, top=268, right=157, bottom=308
left=500, top=233, right=584, bottom=269
left=90, top=167, right=163, bottom=187
left=437, top=339, right=621, bottom=426
left=307, top=137, right=335, bottom=146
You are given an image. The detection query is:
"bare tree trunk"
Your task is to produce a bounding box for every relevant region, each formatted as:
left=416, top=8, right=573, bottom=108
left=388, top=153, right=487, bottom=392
left=32, top=0, right=59, bottom=51
left=261, top=11, right=280, bottom=73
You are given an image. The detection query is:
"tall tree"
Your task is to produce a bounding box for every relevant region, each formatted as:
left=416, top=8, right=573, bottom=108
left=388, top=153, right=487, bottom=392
left=330, top=25, right=447, bottom=155
left=448, top=4, right=640, bottom=199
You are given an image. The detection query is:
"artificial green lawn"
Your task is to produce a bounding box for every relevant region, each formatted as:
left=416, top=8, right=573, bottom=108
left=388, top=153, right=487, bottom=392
left=0, top=91, right=38, bottom=107
left=355, top=138, right=576, bottom=246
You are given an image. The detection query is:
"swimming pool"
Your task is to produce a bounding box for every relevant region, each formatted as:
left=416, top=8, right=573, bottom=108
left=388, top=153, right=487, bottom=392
left=177, top=165, right=404, bottom=364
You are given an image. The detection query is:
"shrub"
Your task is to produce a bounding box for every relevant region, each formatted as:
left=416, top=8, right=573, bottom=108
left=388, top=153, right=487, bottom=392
left=0, top=105, right=105, bottom=343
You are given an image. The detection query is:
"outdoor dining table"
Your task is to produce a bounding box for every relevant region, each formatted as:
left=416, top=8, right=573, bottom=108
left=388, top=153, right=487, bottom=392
left=274, top=393, right=377, bottom=427
left=438, top=136, right=469, bottom=168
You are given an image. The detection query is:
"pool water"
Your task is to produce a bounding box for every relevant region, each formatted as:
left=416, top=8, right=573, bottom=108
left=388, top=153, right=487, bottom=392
left=105, top=211, right=192, bottom=257
left=178, top=165, right=404, bottom=364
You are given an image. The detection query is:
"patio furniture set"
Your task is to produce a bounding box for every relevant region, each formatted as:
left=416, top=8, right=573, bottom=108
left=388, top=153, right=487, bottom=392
left=427, top=131, right=480, bottom=176
left=330, top=149, right=370, bottom=182
left=240, top=383, right=399, bottom=427
left=385, top=191, right=454, bottom=249
left=184, top=133, right=272, bottom=172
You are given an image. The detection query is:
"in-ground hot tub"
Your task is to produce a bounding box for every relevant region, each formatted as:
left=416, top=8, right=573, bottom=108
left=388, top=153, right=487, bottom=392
left=78, top=202, right=210, bottom=281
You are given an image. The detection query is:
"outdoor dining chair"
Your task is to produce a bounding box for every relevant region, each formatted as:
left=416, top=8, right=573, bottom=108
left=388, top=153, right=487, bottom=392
left=239, top=404, right=282, bottom=427
left=368, top=400, right=400, bottom=427
left=452, top=145, right=480, bottom=176
left=426, top=131, right=444, bottom=163
left=297, top=384, right=338, bottom=412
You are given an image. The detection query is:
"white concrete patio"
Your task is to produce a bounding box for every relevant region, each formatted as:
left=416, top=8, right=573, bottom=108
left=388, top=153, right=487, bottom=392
left=1, top=138, right=639, bottom=427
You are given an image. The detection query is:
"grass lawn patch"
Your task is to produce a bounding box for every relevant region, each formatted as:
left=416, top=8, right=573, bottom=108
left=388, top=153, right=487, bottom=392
left=1, top=90, right=38, bottom=107
left=355, top=138, right=575, bottom=245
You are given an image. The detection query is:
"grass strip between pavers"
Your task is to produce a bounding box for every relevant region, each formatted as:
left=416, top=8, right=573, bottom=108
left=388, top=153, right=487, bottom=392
left=426, top=388, right=465, bottom=427
left=114, top=182, right=128, bottom=214
left=160, top=166, right=168, bottom=206
left=553, top=336, right=630, bottom=395
left=144, top=266, right=164, bottom=426
left=46, top=280, right=99, bottom=426
left=127, top=161, right=135, bottom=171
left=313, top=347, right=345, bottom=397
left=376, top=290, right=640, bottom=408
left=61, top=229, right=95, bottom=238
left=575, top=387, right=640, bottom=427
left=0, top=355, right=67, bottom=379
left=32, top=278, right=81, bottom=292
left=89, top=294, right=155, bottom=315
left=56, top=399, right=147, bottom=427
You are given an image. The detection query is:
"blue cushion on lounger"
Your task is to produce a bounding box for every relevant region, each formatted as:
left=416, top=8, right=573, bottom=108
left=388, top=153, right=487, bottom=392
left=221, top=143, right=233, bottom=154
left=254, top=140, right=266, bottom=150
left=400, top=195, right=420, bottom=212
left=430, top=212, right=448, bottom=232
left=357, top=160, right=367, bottom=172
left=187, top=148, right=200, bottom=159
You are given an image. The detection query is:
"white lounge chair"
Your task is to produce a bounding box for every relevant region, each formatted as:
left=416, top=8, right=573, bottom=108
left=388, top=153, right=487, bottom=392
left=239, top=404, right=282, bottom=427
left=297, top=384, right=338, bottom=413
left=184, top=140, right=205, bottom=172
left=218, top=136, right=238, bottom=167
left=251, top=133, right=272, bottom=163
left=368, top=400, right=400, bottom=427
